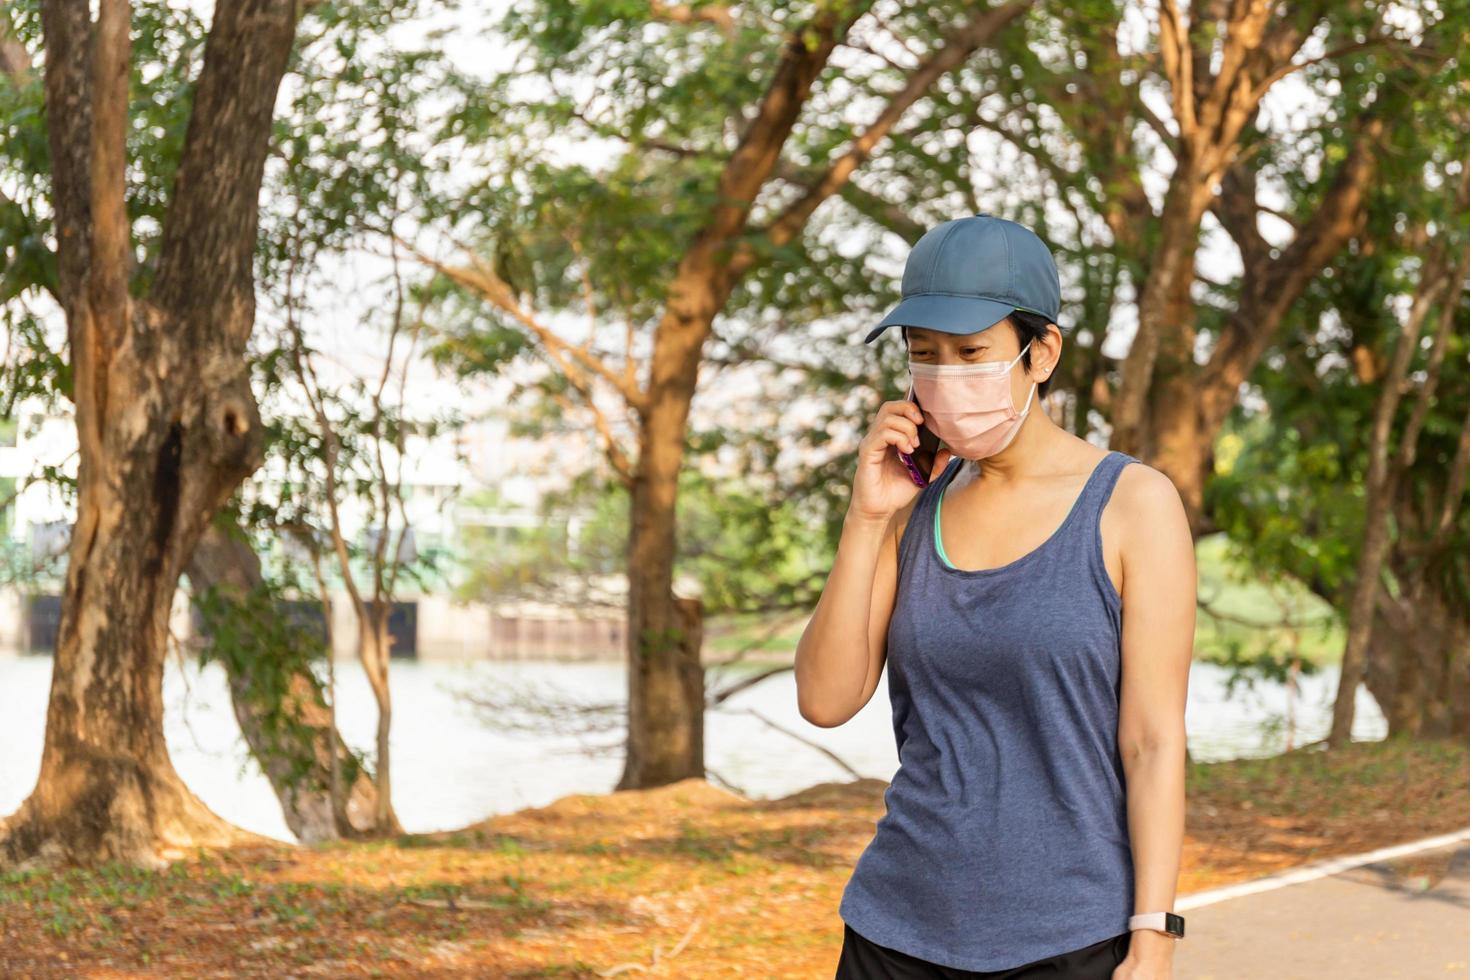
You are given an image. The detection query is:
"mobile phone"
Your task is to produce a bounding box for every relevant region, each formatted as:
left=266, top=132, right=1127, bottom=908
left=896, top=387, right=941, bottom=487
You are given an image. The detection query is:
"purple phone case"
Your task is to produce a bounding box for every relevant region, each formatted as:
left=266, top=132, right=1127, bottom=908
left=897, top=387, right=932, bottom=487
left=897, top=447, right=929, bottom=488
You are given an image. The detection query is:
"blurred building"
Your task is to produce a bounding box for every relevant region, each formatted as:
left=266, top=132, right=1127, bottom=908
left=0, top=406, right=629, bottom=662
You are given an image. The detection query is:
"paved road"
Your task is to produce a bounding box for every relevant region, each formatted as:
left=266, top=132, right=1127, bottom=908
left=1174, top=839, right=1470, bottom=979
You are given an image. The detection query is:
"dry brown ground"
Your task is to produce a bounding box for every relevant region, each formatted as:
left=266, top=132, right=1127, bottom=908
left=0, top=736, right=1466, bottom=979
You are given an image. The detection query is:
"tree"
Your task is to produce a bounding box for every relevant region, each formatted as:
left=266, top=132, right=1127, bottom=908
left=2, top=0, right=452, bottom=848
left=1207, top=125, right=1470, bottom=744
left=270, top=277, right=435, bottom=837
left=405, top=0, right=1039, bottom=791
left=0, top=0, right=304, bottom=865
left=186, top=520, right=383, bottom=842
left=970, top=1, right=1430, bottom=532
left=1329, top=152, right=1470, bottom=745
left=1106, top=1, right=1375, bottom=467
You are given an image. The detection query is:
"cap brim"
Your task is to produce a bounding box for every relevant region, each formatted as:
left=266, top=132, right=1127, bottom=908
left=863, top=294, right=1016, bottom=344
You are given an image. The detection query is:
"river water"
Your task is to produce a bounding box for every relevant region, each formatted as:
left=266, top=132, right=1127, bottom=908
left=0, top=655, right=1385, bottom=843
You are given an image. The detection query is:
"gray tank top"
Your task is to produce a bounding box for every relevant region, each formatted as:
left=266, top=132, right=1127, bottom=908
left=838, top=450, right=1138, bottom=971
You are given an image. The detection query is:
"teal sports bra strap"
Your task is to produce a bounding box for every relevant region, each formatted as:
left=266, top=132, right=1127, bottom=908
left=934, top=481, right=956, bottom=569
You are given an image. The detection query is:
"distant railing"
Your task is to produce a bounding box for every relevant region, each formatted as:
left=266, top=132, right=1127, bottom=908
left=487, top=611, right=624, bottom=661
left=0, top=587, right=627, bottom=663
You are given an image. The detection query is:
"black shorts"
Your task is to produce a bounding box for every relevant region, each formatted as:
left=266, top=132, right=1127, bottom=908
left=834, top=921, right=1131, bottom=980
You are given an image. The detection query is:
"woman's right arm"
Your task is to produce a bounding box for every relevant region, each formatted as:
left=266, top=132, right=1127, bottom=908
left=794, top=505, right=905, bottom=728
left=794, top=398, right=950, bottom=728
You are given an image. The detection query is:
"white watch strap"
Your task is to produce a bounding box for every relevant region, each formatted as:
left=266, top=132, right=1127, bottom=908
left=1129, top=912, right=1175, bottom=934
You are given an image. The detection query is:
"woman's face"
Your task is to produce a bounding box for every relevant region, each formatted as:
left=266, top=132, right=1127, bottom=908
left=905, top=320, right=1040, bottom=415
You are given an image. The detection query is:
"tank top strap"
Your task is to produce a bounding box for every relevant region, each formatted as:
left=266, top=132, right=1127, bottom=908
left=899, top=456, right=963, bottom=568
left=1074, top=450, right=1138, bottom=530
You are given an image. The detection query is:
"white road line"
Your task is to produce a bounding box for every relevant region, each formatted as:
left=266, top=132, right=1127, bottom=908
left=1176, top=824, right=1470, bottom=910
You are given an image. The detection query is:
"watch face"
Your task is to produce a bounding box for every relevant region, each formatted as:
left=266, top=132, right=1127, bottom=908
left=1165, top=912, right=1185, bottom=938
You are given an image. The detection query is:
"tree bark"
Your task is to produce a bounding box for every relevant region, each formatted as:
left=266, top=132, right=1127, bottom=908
left=1303, top=560, right=1470, bottom=743
left=1142, top=241, right=1207, bottom=528
left=1357, top=572, right=1470, bottom=740
left=1113, top=169, right=1210, bottom=460
left=357, top=613, right=402, bottom=834
left=185, top=521, right=381, bottom=842
left=0, top=0, right=301, bottom=866
left=1360, top=423, right=1470, bottom=740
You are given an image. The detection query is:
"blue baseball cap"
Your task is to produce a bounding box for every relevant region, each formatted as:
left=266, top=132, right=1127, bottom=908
left=864, top=213, right=1062, bottom=344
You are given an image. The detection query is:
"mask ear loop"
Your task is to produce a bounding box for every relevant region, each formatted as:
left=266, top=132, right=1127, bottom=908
left=1017, top=378, right=1038, bottom=416
left=1009, top=340, right=1038, bottom=420
left=1008, top=337, right=1034, bottom=371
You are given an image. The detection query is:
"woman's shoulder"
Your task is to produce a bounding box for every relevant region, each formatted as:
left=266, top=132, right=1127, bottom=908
left=1107, top=454, right=1190, bottom=545
left=1110, top=453, right=1179, bottom=507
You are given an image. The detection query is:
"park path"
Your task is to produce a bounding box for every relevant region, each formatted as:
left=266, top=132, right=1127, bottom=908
left=1173, top=834, right=1470, bottom=979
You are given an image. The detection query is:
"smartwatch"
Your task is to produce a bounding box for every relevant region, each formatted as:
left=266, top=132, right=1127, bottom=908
left=1128, top=912, right=1185, bottom=938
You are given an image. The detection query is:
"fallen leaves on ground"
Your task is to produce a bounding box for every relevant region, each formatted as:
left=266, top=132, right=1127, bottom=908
left=0, top=736, right=1465, bottom=978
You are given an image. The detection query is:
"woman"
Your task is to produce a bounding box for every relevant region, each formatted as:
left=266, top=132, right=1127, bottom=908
left=795, top=215, right=1195, bottom=980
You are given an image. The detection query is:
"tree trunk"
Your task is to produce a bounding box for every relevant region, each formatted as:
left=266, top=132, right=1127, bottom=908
left=1111, top=153, right=1211, bottom=459
left=0, top=456, right=246, bottom=866
left=0, top=0, right=302, bottom=866
left=357, top=611, right=403, bottom=834
left=1304, top=549, right=1470, bottom=745
left=616, top=372, right=708, bottom=788
left=1367, top=594, right=1470, bottom=740
left=186, top=521, right=380, bottom=842
left=1372, top=542, right=1470, bottom=739
left=1144, top=252, right=1210, bottom=534
left=1449, top=619, right=1470, bottom=740
left=0, top=331, right=271, bottom=867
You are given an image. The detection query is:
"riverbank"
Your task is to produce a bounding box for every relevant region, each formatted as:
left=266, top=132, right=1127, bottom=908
left=1, top=736, right=1464, bottom=978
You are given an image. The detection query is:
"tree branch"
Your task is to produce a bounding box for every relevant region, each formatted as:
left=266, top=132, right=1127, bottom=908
left=648, top=1, right=736, bottom=36
left=148, top=0, right=302, bottom=329
left=730, top=0, right=1035, bottom=277
left=396, top=232, right=650, bottom=414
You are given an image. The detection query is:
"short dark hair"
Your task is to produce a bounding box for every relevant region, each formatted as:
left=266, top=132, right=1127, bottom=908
left=902, top=310, right=1057, bottom=399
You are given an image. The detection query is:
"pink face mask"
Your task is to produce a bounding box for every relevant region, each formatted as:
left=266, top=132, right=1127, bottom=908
left=907, top=339, right=1036, bottom=460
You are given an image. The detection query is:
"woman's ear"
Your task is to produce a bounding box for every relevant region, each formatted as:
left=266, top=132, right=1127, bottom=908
left=1039, top=323, right=1062, bottom=376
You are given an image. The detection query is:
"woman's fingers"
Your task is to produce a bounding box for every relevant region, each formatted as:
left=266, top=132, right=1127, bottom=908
left=878, top=398, right=924, bottom=426
left=865, top=404, right=920, bottom=452
left=882, top=419, right=918, bottom=454
left=865, top=425, right=912, bottom=458
left=857, top=399, right=925, bottom=469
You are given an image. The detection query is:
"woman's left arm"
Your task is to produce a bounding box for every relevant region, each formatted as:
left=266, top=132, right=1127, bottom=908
left=1109, top=464, right=1197, bottom=977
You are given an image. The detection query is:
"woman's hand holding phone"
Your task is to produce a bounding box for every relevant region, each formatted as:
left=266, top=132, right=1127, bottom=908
left=850, top=399, right=953, bottom=524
